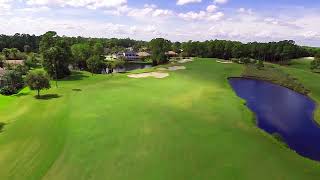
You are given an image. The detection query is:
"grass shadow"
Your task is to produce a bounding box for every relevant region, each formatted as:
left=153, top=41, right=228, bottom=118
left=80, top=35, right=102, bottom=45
left=35, top=94, right=62, bottom=100
left=14, top=92, right=30, bottom=97
left=61, top=71, right=90, bottom=82
left=72, top=89, right=82, bottom=92
left=0, top=122, right=5, bottom=133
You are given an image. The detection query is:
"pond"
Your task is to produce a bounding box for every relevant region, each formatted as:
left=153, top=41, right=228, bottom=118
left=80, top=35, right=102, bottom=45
left=111, top=63, right=152, bottom=73
left=229, top=78, right=320, bottom=161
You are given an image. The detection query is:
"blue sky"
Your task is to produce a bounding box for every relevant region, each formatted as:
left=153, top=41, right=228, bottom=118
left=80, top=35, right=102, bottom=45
left=0, top=0, right=319, bottom=46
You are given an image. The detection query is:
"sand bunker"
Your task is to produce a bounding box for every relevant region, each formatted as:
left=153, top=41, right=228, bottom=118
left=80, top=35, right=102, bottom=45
left=157, top=68, right=167, bottom=71
left=217, top=60, right=233, bottom=64
left=157, top=66, right=186, bottom=71
left=128, top=72, right=169, bottom=79
left=306, top=57, right=315, bottom=60
left=168, top=66, right=186, bottom=71
left=178, top=58, right=193, bottom=63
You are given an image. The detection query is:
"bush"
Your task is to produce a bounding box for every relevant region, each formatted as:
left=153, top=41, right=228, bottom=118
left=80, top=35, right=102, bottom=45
left=256, top=60, right=264, bottom=70
left=0, top=122, right=5, bottom=132
left=311, top=59, right=320, bottom=70
left=239, top=57, right=251, bottom=64
left=0, top=70, right=24, bottom=95
left=0, top=86, right=18, bottom=95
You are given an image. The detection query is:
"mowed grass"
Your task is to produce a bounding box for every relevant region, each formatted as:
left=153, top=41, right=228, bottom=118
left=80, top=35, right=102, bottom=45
left=282, top=58, right=320, bottom=123
left=0, top=58, right=320, bottom=180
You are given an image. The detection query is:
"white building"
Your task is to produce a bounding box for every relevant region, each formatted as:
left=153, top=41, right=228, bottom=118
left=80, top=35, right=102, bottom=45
left=115, top=52, right=139, bottom=61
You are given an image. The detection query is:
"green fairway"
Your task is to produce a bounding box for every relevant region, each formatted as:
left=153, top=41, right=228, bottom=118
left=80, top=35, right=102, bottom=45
left=0, top=58, right=320, bottom=180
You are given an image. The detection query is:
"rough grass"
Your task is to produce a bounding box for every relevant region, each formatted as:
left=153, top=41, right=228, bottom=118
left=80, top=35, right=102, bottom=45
left=242, top=64, right=310, bottom=94
left=0, top=58, right=320, bottom=180
left=282, top=58, right=320, bottom=124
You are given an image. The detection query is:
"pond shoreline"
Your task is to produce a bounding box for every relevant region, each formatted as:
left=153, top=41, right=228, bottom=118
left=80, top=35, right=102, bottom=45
left=228, top=76, right=310, bottom=96
left=229, top=77, right=320, bottom=162
left=228, top=76, right=320, bottom=129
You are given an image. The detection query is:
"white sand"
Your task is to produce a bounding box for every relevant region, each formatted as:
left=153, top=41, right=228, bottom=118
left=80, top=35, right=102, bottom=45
left=157, top=68, right=167, bottom=71
left=217, top=60, right=233, bottom=64
left=178, top=58, right=193, bottom=63
left=306, top=57, right=315, bottom=60
left=157, top=66, right=186, bottom=71
left=167, top=66, right=186, bottom=71
left=128, top=72, right=169, bottom=79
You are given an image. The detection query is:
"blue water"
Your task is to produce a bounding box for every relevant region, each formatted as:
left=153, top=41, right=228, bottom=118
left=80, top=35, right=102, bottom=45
left=229, top=78, right=320, bottom=161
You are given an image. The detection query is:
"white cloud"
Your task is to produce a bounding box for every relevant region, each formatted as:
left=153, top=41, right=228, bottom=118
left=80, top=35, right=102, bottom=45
left=0, top=1, right=319, bottom=46
left=17, top=6, right=51, bottom=13
left=238, top=8, right=253, bottom=14
left=264, top=18, right=278, bottom=25
left=144, top=4, right=157, bottom=8
left=105, top=5, right=174, bottom=19
left=0, top=16, right=168, bottom=39
left=0, top=0, right=12, bottom=15
left=24, top=0, right=127, bottom=9
left=206, top=5, right=218, bottom=13
left=0, top=0, right=12, bottom=9
left=178, top=11, right=224, bottom=21
left=207, top=12, right=224, bottom=21
left=302, top=31, right=320, bottom=39
left=177, top=0, right=201, bottom=6
left=213, top=0, right=228, bottom=4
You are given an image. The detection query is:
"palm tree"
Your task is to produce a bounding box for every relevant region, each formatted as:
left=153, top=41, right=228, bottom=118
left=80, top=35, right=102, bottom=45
left=2, top=48, right=10, bottom=59
left=10, top=48, right=19, bottom=59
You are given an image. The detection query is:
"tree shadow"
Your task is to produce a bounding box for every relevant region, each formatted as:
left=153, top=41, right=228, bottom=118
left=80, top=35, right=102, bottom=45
left=14, top=92, right=30, bottom=97
left=61, top=71, right=89, bottom=81
left=0, top=122, right=5, bottom=133
left=72, top=89, right=82, bottom=92
left=35, top=94, right=62, bottom=100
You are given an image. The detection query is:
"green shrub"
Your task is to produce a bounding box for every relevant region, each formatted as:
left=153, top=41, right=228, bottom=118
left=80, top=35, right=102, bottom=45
left=0, top=70, right=24, bottom=95
left=0, top=122, right=5, bottom=132
left=0, top=86, right=18, bottom=95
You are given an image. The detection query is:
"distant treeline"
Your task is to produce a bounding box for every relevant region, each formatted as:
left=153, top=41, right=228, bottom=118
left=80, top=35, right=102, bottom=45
left=0, top=33, right=318, bottom=63
left=0, top=34, right=40, bottom=52
left=180, top=40, right=314, bottom=62
left=0, top=33, right=147, bottom=53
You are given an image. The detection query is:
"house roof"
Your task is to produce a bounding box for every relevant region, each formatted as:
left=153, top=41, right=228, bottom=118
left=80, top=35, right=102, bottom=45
left=124, top=51, right=138, bottom=56
left=0, top=67, right=5, bottom=77
left=166, top=51, right=178, bottom=55
left=5, top=60, right=24, bottom=65
left=137, top=52, right=151, bottom=57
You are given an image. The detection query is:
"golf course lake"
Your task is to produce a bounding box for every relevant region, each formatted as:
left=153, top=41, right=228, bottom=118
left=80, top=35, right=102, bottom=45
left=229, top=78, right=320, bottom=161
left=113, top=63, right=152, bottom=73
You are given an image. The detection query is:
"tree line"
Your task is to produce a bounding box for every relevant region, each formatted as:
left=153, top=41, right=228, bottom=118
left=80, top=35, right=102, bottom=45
left=1, top=33, right=317, bottom=63
left=0, top=34, right=40, bottom=53
left=180, top=40, right=312, bottom=63
left=0, top=33, right=147, bottom=53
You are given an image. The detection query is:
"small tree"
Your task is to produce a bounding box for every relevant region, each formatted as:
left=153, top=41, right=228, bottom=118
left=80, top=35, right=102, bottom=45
left=2, top=48, right=10, bottom=59
left=10, top=48, right=19, bottom=59
left=87, top=55, right=104, bottom=75
left=257, top=60, right=264, bottom=70
left=25, top=53, right=39, bottom=69
left=92, top=42, right=104, bottom=55
left=311, top=52, right=320, bottom=71
left=149, top=38, right=171, bottom=65
left=26, top=70, right=51, bottom=97
left=24, top=45, right=31, bottom=53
